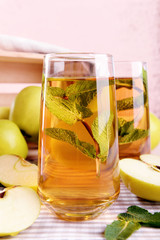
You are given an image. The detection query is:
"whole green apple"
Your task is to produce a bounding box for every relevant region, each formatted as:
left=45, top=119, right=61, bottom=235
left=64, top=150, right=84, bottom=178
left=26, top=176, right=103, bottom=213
left=0, top=120, right=28, bottom=158
left=150, top=112, right=160, bottom=150
left=9, top=86, right=41, bottom=139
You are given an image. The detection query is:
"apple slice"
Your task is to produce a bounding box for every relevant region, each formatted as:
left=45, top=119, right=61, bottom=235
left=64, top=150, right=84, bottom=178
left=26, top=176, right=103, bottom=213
left=119, top=158, right=160, bottom=201
left=140, top=154, right=160, bottom=172
left=0, top=186, right=41, bottom=236
left=0, top=155, right=38, bottom=190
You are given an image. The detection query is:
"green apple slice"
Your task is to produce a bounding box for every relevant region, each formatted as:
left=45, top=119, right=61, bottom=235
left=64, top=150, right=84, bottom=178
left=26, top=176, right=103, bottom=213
left=0, top=155, right=38, bottom=190
left=119, top=158, right=160, bottom=201
left=0, top=186, right=41, bottom=236
left=140, top=154, right=160, bottom=172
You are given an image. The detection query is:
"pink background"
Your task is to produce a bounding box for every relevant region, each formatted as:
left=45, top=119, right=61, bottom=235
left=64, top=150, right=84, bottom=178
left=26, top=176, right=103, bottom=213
left=0, top=0, right=160, bottom=116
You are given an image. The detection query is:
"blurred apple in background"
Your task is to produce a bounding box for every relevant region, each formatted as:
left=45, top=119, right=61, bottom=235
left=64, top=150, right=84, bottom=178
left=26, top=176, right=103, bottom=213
left=150, top=112, right=160, bottom=150
left=9, top=86, right=41, bottom=143
left=0, top=120, right=28, bottom=158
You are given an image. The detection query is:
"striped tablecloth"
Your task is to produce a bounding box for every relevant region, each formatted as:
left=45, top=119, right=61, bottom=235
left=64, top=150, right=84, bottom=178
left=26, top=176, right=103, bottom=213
left=2, top=146, right=160, bottom=240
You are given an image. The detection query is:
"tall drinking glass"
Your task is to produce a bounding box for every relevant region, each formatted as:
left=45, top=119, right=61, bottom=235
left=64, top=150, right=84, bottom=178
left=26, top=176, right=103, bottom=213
left=38, top=53, right=120, bottom=221
left=115, top=61, right=150, bottom=159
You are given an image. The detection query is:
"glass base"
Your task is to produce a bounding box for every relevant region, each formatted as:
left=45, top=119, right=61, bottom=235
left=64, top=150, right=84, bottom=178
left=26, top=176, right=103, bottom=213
left=38, top=191, right=120, bottom=221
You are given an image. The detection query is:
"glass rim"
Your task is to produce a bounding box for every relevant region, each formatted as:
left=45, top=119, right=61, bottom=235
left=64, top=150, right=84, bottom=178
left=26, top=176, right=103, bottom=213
left=44, top=52, right=113, bottom=62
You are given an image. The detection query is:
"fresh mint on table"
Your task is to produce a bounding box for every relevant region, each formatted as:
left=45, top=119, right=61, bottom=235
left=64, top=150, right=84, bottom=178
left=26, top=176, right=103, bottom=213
left=105, top=219, right=141, bottom=240
left=104, top=206, right=160, bottom=240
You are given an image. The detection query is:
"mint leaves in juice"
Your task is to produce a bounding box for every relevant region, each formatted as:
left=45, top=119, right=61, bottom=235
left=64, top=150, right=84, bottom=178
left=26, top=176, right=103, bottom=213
left=44, top=78, right=115, bottom=176
left=116, top=71, right=150, bottom=158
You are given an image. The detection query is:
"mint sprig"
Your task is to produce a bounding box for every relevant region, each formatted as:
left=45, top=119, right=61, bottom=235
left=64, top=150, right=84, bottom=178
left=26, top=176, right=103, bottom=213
left=45, top=81, right=114, bottom=175
left=118, top=206, right=160, bottom=227
left=105, top=206, right=160, bottom=240
left=45, top=112, right=114, bottom=163
left=105, top=220, right=141, bottom=240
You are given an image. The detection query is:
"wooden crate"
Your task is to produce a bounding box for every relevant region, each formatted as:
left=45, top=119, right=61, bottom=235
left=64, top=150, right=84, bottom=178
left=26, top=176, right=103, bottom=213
left=0, top=51, right=44, bottom=160
left=0, top=50, right=44, bottom=107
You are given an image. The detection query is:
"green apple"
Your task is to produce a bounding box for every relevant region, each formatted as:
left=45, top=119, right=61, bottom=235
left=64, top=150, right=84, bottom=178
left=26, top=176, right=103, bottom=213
left=119, top=157, right=160, bottom=201
left=0, top=107, right=10, bottom=119
left=0, top=119, right=28, bottom=158
left=0, top=155, right=38, bottom=190
left=0, top=186, right=41, bottom=236
left=150, top=112, right=160, bottom=150
left=9, top=86, right=41, bottom=139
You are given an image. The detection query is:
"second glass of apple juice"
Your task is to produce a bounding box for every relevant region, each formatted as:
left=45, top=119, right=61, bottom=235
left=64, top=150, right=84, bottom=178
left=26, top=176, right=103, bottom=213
left=115, top=61, right=151, bottom=159
left=38, top=53, right=120, bottom=221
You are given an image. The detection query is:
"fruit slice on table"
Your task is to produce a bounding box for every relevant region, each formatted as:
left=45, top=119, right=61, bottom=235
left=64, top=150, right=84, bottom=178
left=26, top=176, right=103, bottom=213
left=0, top=186, right=41, bottom=237
left=0, top=155, right=38, bottom=190
left=0, top=106, right=10, bottom=119
left=119, top=157, right=160, bottom=201
left=140, top=154, right=160, bottom=172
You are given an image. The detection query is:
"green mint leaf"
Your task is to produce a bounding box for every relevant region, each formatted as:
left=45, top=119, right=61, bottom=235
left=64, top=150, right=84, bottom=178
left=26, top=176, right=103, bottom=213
left=45, top=87, right=92, bottom=125
left=118, top=118, right=134, bottom=137
left=91, top=112, right=114, bottom=162
left=147, top=212, right=160, bottom=227
left=105, top=206, right=160, bottom=240
left=119, top=129, right=148, bottom=144
left=46, top=94, right=80, bottom=125
left=47, top=86, right=65, bottom=97
left=65, top=80, right=97, bottom=107
left=75, top=103, right=93, bottom=119
left=117, top=93, right=147, bottom=111
left=45, top=127, right=96, bottom=159
left=104, top=220, right=141, bottom=240
left=118, top=206, right=160, bottom=228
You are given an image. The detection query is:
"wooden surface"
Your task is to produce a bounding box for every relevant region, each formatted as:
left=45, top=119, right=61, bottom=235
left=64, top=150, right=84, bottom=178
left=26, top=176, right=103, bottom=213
left=0, top=51, right=43, bottom=106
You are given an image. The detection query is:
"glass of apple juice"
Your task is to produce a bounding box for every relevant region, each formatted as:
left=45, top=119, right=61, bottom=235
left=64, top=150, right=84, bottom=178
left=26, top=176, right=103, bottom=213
left=38, top=53, right=120, bottom=221
left=115, top=61, right=151, bottom=159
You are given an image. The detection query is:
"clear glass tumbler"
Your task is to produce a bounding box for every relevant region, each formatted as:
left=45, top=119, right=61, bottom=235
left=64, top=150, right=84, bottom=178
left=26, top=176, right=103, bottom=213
left=38, top=53, right=120, bottom=221
left=115, top=61, right=151, bottom=159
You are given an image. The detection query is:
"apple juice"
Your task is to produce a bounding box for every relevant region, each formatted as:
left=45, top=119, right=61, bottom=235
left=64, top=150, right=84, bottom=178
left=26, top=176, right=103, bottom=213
left=38, top=77, right=120, bottom=221
left=116, top=76, right=150, bottom=159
